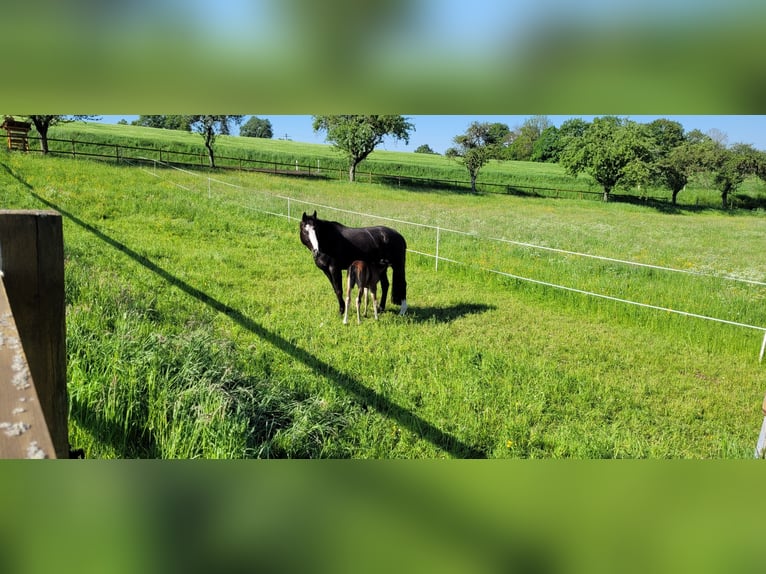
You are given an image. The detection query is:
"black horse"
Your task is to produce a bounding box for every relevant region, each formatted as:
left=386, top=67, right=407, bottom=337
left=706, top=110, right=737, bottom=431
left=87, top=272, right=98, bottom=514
left=300, top=211, right=408, bottom=315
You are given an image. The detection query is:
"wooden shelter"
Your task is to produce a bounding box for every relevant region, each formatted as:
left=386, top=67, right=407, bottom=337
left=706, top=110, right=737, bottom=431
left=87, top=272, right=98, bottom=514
left=1, top=116, right=32, bottom=151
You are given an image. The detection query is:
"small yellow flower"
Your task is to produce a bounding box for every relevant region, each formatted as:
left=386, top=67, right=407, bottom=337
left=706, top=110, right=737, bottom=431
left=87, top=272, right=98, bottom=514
left=506, top=439, right=513, bottom=449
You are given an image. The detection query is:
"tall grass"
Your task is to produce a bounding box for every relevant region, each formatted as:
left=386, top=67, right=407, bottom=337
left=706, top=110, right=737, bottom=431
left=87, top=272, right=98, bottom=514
left=2, top=147, right=765, bottom=458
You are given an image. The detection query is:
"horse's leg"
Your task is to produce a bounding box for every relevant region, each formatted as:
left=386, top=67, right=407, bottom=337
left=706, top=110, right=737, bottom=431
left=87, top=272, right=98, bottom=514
left=355, top=287, right=362, bottom=324
left=371, top=285, right=379, bottom=320
left=329, top=265, right=345, bottom=315
left=392, top=259, right=408, bottom=315
left=378, top=270, right=389, bottom=313
left=319, top=265, right=344, bottom=315
left=343, top=272, right=352, bottom=325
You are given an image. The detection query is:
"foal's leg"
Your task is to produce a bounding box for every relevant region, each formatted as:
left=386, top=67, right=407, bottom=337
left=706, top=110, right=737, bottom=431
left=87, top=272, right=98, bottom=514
left=343, top=272, right=353, bottom=325
left=355, top=287, right=363, bottom=324
left=370, top=284, right=379, bottom=320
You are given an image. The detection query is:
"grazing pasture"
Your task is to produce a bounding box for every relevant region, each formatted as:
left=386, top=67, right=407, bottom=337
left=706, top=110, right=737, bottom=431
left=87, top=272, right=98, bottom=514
left=1, top=149, right=765, bottom=458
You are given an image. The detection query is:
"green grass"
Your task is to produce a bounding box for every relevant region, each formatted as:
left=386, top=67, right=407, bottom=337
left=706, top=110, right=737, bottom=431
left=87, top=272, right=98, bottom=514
left=2, top=147, right=766, bottom=458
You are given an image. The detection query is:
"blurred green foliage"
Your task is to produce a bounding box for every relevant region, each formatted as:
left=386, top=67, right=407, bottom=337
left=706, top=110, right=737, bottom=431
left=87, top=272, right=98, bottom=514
left=3, top=1, right=766, bottom=112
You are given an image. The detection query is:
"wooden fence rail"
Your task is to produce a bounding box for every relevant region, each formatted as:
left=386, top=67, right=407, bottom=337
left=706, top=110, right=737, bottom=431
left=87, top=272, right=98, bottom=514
left=0, top=211, right=68, bottom=458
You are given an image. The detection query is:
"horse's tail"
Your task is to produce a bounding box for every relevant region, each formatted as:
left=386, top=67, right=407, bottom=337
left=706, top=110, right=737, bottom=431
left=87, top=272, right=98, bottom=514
left=391, top=239, right=407, bottom=306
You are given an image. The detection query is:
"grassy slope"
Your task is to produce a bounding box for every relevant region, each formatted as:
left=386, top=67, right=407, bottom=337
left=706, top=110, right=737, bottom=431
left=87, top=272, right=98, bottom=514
left=1, top=148, right=765, bottom=458
left=47, top=121, right=766, bottom=206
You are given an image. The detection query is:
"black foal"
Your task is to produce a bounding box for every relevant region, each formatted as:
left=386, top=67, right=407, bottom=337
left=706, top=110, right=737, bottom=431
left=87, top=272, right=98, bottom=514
left=343, top=259, right=388, bottom=325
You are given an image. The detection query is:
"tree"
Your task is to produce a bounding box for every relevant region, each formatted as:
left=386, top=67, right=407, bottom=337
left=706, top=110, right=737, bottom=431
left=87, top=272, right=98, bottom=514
left=312, top=115, right=413, bottom=182
left=484, top=122, right=512, bottom=158
left=132, top=115, right=192, bottom=131
left=240, top=116, right=273, bottom=139
left=706, top=142, right=761, bottom=209
left=505, top=116, right=551, bottom=161
left=645, top=119, right=690, bottom=205
left=645, top=118, right=685, bottom=155
left=26, top=115, right=99, bottom=154
left=530, top=125, right=561, bottom=162
left=446, top=121, right=499, bottom=193
left=188, top=115, right=243, bottom=168
left=414, top=144, right=437, bottom=154
left=656, top=142, right=698, bottom=205
left=559, top=116, right=652, bottom=201
left=548, top=118, right=590, bottom=164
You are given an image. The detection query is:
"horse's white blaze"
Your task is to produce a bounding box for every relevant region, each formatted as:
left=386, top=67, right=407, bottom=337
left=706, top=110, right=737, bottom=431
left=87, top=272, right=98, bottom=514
left=306, top=223, right=319, bottom=252
left=399, top=299, right=408, bottom=315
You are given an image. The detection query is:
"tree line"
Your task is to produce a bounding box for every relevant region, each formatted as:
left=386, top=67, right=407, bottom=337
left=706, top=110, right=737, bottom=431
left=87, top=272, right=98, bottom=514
left=444, top=116, right=766, bottom=207
left=310, top=114, right=766, bottom=208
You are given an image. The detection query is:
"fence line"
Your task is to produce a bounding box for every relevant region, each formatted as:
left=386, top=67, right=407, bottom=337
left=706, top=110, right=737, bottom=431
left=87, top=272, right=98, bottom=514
left=136, top=157, right=766, bottom=288
left=125, top=157, right=766, bottom=360
left=31, top=134, right=613, bottom=199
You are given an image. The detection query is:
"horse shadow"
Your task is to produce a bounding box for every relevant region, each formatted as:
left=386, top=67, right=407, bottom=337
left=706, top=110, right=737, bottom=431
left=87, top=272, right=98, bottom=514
left=405, top=302, right=496, bottom=324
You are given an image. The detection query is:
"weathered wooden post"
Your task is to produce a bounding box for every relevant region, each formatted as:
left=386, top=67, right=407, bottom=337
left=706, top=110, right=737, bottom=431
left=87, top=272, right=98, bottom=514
left=0, top=211, right=68, bottom=458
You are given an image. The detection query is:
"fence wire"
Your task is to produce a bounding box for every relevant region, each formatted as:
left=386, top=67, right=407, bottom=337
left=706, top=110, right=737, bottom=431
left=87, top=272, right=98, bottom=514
left=126, top=157, right=766, bottom=360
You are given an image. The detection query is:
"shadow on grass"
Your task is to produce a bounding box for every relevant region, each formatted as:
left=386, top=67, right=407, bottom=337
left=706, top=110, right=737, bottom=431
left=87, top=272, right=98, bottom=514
left=32, top=191, right=486, bottom=459
left=0, top=159, right=34, bottom=189
left=69, top=394, right=159, bottom=459
left=407, top=303, right=496, bottom=324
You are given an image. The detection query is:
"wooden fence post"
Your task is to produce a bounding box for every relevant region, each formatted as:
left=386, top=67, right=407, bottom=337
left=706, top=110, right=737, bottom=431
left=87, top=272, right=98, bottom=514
left=0, top=211, right=68, bottom=458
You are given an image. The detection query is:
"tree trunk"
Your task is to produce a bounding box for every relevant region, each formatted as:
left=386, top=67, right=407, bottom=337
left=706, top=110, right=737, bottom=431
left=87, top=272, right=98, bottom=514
left=349, top=162, right=357, bottom=182
left=721, top=189, right=729, bottom=209
left=470, top=173, right=477, bottom=193
left=40, top=129, right=49, bottom=154
left=671, top=189, right=679, bottom=205
left=602, top=187, right=611, bottom=202
left=205, top=140, right=215, bottom=168
left=33, top=120, right=50, bottom=154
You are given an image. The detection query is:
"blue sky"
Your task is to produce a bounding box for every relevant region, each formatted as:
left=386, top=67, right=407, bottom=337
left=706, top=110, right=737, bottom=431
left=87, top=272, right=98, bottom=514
left=99, top=115, right=766, bottom=155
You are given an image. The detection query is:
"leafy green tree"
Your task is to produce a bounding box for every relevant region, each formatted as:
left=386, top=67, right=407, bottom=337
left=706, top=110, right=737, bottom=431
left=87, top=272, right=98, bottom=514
left=188, top=115, right=244, bottom=168
left=240, top=116, right=273, bottom=139
left=559, top=116, right=652, bottom=201
left=530, top=125, right=560, bottom=162
left=132, top=115, right=193, bottom=131
left=657, top=143, right=696, bottom=205
left=558, top=117, right=590, bottom=140
left=645, top=118, right=685, bottom=155
left=26, top=115, right=99, bottom=154
left=505, top=116, right=551, bottom=161
left=644, top=119, right=689, bottom=204
left=648, top=126, right=713, bottom=205
left=547, top=118, right=589, bottom=164
left=446, top=121, right=499, bottom=193
left=707, top=142, right=761, bottom=209
left=414, top=143, right=437, bottom=154
left=753, top=148, right=766, bottom=185
left=312, top=115, right=413, bottom=182
left=483, top=122, right=512, bottom=158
